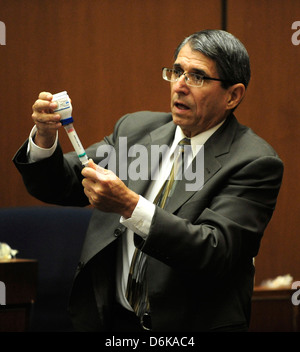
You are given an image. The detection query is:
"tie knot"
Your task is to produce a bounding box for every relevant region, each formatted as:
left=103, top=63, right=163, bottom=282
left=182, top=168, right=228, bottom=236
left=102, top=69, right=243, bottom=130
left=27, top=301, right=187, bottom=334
left=178, top=138, right=191, bottom=147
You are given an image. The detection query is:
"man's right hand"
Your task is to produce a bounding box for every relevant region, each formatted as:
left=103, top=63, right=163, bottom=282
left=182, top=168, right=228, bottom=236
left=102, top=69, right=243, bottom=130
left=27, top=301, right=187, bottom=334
left=31, top=92, right=62, bottom=148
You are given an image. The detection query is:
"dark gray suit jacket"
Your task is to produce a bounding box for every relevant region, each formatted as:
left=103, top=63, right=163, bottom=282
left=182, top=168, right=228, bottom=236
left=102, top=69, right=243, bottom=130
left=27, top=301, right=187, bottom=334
left=13, top=111, right=284, bottom=331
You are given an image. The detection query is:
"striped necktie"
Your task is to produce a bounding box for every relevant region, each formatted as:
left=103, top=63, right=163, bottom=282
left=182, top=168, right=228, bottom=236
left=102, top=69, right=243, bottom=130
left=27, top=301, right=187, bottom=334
left=126, top=138, right=191, bottom=321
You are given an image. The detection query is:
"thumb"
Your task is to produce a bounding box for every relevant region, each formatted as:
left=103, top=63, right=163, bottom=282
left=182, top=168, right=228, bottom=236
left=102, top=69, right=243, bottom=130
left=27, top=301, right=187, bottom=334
left=87, top=159, right=98, bottom=170
left=87, top=159, right=109, bottom=177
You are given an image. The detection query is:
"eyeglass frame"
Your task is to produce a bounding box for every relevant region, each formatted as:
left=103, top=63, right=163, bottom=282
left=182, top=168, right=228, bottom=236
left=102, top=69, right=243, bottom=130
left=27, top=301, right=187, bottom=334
left=162, top=67, right=228, bottom=88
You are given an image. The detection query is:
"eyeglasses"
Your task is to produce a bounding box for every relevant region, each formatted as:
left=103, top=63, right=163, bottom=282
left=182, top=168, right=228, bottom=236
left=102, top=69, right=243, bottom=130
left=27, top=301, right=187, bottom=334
left=162, top=67, right=227, bottom=88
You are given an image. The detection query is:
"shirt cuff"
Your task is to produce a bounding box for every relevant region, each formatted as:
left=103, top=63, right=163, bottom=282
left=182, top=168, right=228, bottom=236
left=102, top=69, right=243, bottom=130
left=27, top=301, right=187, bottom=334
left=120, top=196, right=156, bottom=239
left=27, top=125, right=58, bottom=162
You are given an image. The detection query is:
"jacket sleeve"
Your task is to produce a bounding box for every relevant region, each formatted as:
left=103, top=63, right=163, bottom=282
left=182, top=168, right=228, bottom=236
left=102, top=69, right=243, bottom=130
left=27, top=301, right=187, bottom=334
left=12, top=116, right=127, bottom=206
left=13, top=139, right=91, bottom=206
left=12, top=111, right=171, bottom=206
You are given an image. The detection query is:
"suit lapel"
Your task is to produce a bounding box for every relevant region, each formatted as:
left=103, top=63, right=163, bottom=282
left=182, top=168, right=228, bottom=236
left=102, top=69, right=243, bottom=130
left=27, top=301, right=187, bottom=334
left=165, top=114, right=238, bottom=214
left=126, top=121, right=176, bottom=195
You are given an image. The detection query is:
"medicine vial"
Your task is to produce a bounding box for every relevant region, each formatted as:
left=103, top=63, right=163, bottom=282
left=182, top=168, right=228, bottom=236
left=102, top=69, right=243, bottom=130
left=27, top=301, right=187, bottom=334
left=52, top=91, right=89, bottom=166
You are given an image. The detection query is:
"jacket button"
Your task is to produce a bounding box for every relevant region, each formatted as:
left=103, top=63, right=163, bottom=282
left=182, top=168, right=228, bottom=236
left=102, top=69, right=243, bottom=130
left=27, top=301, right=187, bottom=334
left=77, top=261, right=84, bottom=271
left=114, top=227, right=123, bottom=237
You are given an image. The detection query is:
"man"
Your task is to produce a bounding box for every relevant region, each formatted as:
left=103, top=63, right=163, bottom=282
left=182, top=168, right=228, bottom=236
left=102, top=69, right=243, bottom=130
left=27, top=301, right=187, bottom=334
left=13, top=30, right=283, bottom=332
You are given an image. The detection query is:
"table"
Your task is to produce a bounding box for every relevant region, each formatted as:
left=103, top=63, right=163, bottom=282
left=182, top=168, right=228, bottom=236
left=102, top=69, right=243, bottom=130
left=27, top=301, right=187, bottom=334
left=250, top=286, right=300, bottom=332
left=0, top=259, right=38, bottom=332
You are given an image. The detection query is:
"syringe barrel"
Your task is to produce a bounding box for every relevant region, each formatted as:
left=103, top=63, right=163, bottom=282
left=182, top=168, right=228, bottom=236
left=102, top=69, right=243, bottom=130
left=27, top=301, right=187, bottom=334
left=63, top=123, right=89, bottom=166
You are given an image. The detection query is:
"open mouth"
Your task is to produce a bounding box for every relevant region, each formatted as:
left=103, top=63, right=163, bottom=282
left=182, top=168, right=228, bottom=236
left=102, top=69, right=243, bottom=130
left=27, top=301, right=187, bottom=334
left=175, top=102, right=190, bottom=110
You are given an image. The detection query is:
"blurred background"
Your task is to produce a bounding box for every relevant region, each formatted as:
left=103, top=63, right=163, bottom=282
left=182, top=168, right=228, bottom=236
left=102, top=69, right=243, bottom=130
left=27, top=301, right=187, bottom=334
left=0, top=0, right=299, bottom=290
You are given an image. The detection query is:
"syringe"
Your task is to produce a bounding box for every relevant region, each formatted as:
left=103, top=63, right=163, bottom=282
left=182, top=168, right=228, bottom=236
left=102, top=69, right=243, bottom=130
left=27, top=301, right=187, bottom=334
left=52, top=91, right=89, bottom=167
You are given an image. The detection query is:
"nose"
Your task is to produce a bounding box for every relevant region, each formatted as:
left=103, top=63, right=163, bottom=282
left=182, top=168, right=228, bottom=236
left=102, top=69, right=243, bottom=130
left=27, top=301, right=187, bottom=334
left=172, top=74, right=190, bottom=95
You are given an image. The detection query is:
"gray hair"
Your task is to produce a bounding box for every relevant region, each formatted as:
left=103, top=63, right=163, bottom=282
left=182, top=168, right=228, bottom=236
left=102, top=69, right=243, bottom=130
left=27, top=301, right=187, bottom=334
left=174, top=29, right=251, bottom=89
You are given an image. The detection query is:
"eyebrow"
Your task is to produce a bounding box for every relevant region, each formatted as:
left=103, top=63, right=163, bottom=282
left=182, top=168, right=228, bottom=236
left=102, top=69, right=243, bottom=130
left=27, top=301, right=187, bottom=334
left=173, top=63, right=208, bottom=76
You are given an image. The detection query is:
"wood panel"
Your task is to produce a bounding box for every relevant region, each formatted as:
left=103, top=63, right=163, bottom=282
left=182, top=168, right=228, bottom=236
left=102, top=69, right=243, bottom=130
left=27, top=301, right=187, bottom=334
left=250, top=287, right=300, bottom=332
left=227, top=0, right=300, bottom=284
left=2, top=0, right=298, bottom=288
left=0, top=0, right=222, bottom=207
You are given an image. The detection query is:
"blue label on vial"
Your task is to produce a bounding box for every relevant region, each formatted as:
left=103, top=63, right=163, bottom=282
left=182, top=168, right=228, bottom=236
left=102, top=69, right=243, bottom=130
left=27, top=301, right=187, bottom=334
left=61, top=117, right=74, bottom=125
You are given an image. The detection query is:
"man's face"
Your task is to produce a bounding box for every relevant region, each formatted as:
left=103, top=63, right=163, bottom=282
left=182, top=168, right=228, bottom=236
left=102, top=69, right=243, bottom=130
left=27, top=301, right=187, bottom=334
left=170, top=43, right=231, bottom=137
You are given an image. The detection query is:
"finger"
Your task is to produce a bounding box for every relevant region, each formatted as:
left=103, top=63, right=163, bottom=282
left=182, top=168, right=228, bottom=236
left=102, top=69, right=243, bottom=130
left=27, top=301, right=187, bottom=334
left=38, top=91, right=53, bottom=101
left=83, top=186, right=95, bottom=204
left=82, top=177, right=103, bottom=206
left=82, top=166, right=100, bottom=182
left=32, top=96, right=61, bottom=126
left=85, top=159, right=107, bottom=177
left=95, top=164, right=108, bottom=175
left=82, top=160, right=109, bottom=178
left=82, top=177, right=96, bottom=191
left=33, top=99, right=58, bottom=113
left=33, top=111, right=61, bottom=123
left=32, top=110, right=61, bottom=126
left=86, top=159, right=97, bottom=170
left=35, top=92, right=55, bottom=113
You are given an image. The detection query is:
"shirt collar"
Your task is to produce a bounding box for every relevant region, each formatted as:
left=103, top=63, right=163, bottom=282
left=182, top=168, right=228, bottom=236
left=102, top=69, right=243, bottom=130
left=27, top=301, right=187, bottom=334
left=173, top=119, right=226, bottom=158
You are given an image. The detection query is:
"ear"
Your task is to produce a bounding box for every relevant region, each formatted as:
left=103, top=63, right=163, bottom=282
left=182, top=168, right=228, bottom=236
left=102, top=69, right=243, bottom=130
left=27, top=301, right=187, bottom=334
left=225, top=83, right=246, bottom=111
